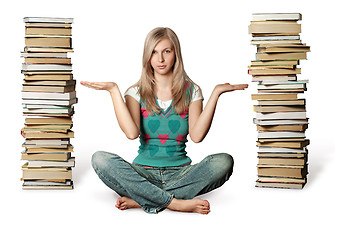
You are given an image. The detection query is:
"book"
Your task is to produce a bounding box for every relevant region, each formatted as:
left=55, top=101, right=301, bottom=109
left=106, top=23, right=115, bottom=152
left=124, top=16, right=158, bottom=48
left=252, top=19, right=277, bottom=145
left=257, top=83, right=306, bottom=89
left=22, top=85, right=75, bottom=93
left=21, top=52, right=68, bottom=58
left=251, top=35, right=300, bottom=41
left=251, top=60, right=299, bottom=66
left=253, top=118, right=309, bottom=125
left=251, top=93, right=298, bottom=100
left=25, top=37, right=72, bottom=48
left=23, top=107, right=73, bottom=115
left=257, top=139, right=309, bottom=148
left=23, top=80, right=76, bottom=86
left=257, top=125, right=308, bottom=132
left=27, top=158, right=75, bottom=167
left=254, top=105, right=306, bottom=113
left=256, top=112, right=306, bottom=120
left=257, top=164, right=308, bottom=178
left=258, top=152, right=306, bottom=158
left=25, top=117, right=73, bottom=124
left=24, top=47, right=74, bottom=53
left=248, top=68, right=301, bottom=75
left=24, top=74, right=73, bottom=80
left=258, top=146, right=307, bottom=153
left=248, top=21, right=301, bottom=34
left=22, top=91, right=76, bottom=100
left=257, top=45, right=310, bottom=53
left=255, top=181, right=305, bottom=189
left=22, top=98, right=77, bottom=106
left=252, top=75, right=297, bottom=82
left=26, top=27, right=72, bottom=36
left=258, top=131, right=306, bottom=139
left=22, top=180, right=73, bottom=190
left=21, top=152, right=71, bottom=161
left=24, top=17, right=74, bottom=23
left=24, top=57, right=71, bottom=64
left=22, top=63, right=72, bottom=71
left=25, top=146, right=73, bottom=153
left=256, top=52, right=307, bottom=60
left=21, top=130, right=74, bottom=139
left=258, top=157, right=306, bottom=166
left=23, top=138, right=70, bottom=146
left=252, top=13, right=302, bottom=21
left=21, top=163, right=72, bottom=180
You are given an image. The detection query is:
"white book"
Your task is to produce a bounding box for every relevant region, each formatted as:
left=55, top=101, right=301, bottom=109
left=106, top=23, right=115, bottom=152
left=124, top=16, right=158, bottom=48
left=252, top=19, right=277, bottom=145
left=24, top=104, right=72, bottom=109
left=23, top=180, right=73, bottom=186
left=258, top=147, right=307, bottom=153
left=22, top=98, right=77, bottom=106
left=261, top=80, right=309, bottom=85
left=257, top=83, right=305, bottom=89
left=252, top=75, right=297, bottom=82
left=23, top=107, right=72, bottom=114
left=252, top=35, right=300, bottom=41
left=21, top=52, right=68, bottom=58
left=256, top=112, right=306, bottom=120
left=22, top=64, right=72, bottom=71
left=253, top=118, right=309, bottom=126
left=258, top=131, right=305, bottom=138
left=24, top=139, right=70, bottom=145
left=252, top=13, right=302, bottom=21
left=27, top=158, right=75, bottom=168
left=24, top=17, right=73, bottom=23
left=22, top=91, right=76, bottom=100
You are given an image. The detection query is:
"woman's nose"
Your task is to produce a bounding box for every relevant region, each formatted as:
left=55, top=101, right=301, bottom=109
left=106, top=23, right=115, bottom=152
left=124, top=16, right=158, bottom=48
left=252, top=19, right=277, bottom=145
left=159, top=53, right=164, bottom=62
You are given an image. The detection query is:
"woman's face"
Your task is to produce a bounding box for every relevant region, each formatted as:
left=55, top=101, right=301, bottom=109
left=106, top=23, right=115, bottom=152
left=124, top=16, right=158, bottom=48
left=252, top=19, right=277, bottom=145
left=150, top=38, right=175, bottom=77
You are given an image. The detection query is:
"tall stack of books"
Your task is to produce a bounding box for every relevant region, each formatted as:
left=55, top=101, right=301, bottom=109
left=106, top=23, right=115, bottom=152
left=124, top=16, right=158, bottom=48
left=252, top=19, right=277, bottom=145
left=21, top=17, right=76, bottom=189
left=248, top=13, right=310, bottom=189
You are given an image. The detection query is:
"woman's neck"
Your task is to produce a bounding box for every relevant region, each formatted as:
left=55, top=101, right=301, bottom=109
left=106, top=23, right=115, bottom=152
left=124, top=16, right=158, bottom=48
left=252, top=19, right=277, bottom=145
left=154, top=72, right=173, bottom=100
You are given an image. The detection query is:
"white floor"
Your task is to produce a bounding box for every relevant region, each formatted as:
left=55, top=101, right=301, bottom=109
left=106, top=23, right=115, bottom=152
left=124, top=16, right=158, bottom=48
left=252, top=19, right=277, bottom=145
left=3, top=123, right=341, bottom=240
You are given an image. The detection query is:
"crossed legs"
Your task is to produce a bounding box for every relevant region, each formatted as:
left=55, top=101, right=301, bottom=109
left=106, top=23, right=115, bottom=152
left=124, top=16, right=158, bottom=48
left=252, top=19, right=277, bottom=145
left=92, top=151, right=233, bottom=214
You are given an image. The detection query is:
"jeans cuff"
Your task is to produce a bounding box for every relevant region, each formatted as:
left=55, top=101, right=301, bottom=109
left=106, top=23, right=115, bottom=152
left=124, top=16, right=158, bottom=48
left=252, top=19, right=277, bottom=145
left=143, top=193, right=174, bottom=214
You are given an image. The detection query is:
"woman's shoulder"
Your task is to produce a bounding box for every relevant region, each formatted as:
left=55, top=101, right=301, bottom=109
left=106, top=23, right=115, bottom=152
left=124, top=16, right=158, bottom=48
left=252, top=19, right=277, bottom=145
left=124, top=85, right=140, bottom=103
left=187, top=81, right=203, bottom=102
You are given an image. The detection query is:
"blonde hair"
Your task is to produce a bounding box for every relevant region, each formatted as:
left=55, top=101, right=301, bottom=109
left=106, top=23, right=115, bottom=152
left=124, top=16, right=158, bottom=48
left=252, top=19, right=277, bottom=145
left=130, top=27, right=196, bottom=115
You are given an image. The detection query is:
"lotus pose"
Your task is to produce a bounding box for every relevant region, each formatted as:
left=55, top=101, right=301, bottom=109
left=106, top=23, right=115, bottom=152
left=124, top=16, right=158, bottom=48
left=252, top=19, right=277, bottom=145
left=81, top=27, right=248, bottom=214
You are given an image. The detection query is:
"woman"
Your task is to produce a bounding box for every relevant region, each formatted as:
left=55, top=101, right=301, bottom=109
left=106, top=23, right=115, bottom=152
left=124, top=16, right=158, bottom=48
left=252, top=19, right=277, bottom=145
left=81, top=27, right=248, bottom=214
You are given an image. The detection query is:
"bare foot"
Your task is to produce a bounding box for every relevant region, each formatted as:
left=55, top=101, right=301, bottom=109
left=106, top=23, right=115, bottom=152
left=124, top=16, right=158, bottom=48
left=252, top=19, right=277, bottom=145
left=115, top=196, right=140, bottom=210
left=167, top=198, right=210, bottom=214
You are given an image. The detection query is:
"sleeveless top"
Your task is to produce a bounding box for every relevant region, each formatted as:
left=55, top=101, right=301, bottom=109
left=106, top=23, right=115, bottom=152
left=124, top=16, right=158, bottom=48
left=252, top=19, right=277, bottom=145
left=125, top=82, right=203, bottom=167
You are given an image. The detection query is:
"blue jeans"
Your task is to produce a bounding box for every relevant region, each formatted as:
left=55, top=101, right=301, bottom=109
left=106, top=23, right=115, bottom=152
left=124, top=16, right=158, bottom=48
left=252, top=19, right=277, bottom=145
left=91, top=151, right=234, bottom=214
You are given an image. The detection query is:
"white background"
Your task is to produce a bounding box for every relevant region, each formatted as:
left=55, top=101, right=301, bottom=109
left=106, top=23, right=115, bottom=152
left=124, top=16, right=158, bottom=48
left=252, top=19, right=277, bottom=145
left=1, top=0, right=342, bottom=239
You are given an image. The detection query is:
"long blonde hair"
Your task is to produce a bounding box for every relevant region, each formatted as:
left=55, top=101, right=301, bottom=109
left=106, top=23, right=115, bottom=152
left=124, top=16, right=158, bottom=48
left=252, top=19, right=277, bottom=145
left=130, top=27, right=196, bottom=115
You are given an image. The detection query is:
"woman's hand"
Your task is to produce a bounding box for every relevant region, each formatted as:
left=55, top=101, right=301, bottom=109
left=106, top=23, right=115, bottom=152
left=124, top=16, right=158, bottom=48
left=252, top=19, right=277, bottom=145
left=213, top=83, right=249, bottom=97
left=80, top=81, right=118, bottom=92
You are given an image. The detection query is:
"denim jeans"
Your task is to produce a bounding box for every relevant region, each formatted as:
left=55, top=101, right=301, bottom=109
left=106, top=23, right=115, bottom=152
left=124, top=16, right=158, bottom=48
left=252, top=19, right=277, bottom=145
left=91, top=151, right=234, bottom=214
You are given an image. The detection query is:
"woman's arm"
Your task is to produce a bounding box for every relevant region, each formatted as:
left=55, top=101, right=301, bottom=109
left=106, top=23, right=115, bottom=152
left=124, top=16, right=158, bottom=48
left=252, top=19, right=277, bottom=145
left=81, top=81, right=140, bottom=140
left=188, top=83, right=248, bottom=143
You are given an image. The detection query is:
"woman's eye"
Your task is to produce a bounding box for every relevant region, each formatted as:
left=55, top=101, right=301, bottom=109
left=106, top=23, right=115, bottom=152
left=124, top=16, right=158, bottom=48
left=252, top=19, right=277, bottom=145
left=165, top=49, right=171, bottom=53
left=152, top=50, right=157, bottom=54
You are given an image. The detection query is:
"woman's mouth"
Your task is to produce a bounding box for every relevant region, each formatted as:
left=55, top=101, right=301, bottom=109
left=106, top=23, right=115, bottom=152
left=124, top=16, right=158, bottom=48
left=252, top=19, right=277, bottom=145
left=158, top=65, right=166, bottom=69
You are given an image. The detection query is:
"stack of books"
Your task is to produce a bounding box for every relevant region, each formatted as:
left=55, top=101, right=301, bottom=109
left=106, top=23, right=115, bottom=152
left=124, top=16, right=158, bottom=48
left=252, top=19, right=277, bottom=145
left=248, top=13, right=310, bottom=189
left=21, top=17, right=76, bottom=190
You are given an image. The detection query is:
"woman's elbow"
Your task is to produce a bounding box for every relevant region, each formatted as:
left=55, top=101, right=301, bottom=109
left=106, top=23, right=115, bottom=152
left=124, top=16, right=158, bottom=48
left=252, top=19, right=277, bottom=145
left=125, top=130, right=140, bottom=140
left=190, top=134, right=204, bottom=143
left=126, top=133, right=139, bottom=140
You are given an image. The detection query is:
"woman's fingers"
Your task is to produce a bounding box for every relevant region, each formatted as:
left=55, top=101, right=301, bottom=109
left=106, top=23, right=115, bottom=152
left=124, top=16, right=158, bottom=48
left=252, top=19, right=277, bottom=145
left=81, top=81, right=106, bottom=90
left=233, top=84, right=249, bottom=90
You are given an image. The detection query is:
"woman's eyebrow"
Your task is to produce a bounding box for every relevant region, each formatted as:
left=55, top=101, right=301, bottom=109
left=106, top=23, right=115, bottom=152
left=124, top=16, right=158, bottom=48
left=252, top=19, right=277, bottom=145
left=153, top=47, right=173, bottom=52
